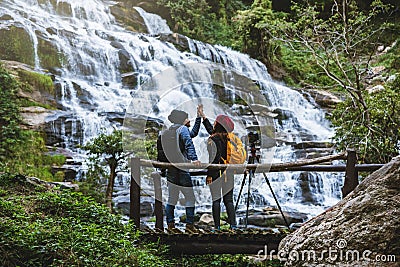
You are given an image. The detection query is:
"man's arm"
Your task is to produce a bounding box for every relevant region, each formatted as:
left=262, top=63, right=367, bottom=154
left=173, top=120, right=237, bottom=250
left=180, top=126, right=198, bottom=161
left=189, top=117, right=201, bottom=138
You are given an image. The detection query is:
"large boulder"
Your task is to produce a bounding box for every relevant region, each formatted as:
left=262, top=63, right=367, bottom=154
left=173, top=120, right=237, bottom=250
left=300, top=89, right=342, bottom=109
left=20, top=106, right=57, bottom=130
left=278, top=156, right=400, bottom=266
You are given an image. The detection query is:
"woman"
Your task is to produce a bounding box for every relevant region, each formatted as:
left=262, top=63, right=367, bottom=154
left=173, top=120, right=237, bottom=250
left=206, top=114, right=237, bottom=230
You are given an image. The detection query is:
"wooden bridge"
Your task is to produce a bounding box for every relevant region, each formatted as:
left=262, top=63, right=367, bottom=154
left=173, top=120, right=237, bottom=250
left=128, top=149, right=383, bottom=254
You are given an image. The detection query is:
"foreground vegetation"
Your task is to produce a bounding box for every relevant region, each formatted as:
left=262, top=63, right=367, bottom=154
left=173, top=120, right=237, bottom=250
left=0, top=173, right=163, bottom=266
left=0, top=173, right=278, bottom=266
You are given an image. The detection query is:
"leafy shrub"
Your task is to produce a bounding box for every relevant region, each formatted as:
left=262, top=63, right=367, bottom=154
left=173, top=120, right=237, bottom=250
left=0, top=174, right=167, bottom=266
left=329, top=76, right=400, bottom=163
left=0, top=63, right=24, bottom=160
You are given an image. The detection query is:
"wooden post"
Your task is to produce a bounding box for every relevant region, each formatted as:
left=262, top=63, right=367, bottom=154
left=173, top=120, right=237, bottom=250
left=342, top=149, right=359, bottom=198
left=152, top=172, right=164, bottom=230
left=130, top=157, right=141, bottom=228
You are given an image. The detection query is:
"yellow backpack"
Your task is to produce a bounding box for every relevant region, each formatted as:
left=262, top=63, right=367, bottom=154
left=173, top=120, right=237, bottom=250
left=225, top=132, right=247, bottom=164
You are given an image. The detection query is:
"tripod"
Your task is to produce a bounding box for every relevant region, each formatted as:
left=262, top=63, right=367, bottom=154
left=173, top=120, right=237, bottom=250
left=235, top=144, right=290, bottom=228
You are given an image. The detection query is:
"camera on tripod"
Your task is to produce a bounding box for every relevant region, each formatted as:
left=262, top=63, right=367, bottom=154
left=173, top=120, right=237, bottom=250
left=247, top=131, right=260, bottom=146
left=247, top=131, right=261, bottom=164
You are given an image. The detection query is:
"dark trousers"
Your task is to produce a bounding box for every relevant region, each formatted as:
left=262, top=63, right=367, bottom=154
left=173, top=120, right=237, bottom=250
left=209, top=172, right=236, bottom=228
left=165, top=168, right=195, bottom=224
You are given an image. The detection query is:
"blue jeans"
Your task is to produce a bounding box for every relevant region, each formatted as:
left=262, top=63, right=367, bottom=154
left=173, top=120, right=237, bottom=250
left=165, top=168, right=195, bottom=224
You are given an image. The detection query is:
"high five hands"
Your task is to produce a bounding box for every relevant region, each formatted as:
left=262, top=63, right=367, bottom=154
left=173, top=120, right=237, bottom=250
left=197, top=104, right=206, bottom=119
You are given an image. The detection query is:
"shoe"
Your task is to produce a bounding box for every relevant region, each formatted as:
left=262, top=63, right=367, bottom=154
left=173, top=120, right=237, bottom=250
left=185, top=224, right=199, bottom=234
left=167, top=222, right=181, bottom=234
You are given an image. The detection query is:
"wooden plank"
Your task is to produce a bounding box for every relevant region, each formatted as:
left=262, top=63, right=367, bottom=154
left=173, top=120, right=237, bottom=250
left=140, top=152, right=347, bottom=171
left=342, top=150, right=358, bottom=198
left=130, top=158, right=141, bottom=228
left=152, top=172, right=164, bottom=230
left=141, top=230, right=285, bottom=255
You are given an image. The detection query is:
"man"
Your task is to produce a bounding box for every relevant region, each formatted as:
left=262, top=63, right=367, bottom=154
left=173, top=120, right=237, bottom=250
left=162, top=109, right=201, bottom=233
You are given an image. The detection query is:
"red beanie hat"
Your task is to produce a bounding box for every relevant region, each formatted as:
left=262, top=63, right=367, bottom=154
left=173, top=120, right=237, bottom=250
left=216, top=114, right=234, bottom=132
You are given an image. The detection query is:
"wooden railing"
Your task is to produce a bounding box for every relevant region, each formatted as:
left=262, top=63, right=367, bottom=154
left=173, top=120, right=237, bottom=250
left=129, top=149, right=383, bottom=229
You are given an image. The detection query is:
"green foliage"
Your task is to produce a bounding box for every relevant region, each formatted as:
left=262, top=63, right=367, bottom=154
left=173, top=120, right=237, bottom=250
left=157, top=0, right=211, bottom=40
left=0, top=26, right=35, bottom=66
left=0, top=64, right=63, bottom=180
left=81, top=129, right=127, bottom=182
left=1, top=130, right=66, bottom=181
left=79, top=161, right=108, bottom=204
left=0, top=173, right=263, bottom=266
left=175, top=254, right=279, bottom=266
left=329, top=76, right=400, bottom=163
left=157, top=0, right=246, bottom=48
left=17, top=68, right=54, bottom=95
left=235, top=0, right=286, bottom=59
left=18, top=98, right=55, bottom=109
left=235, top=0, right=399, bottom=163
left=82, top=130, right=124, bottom=159
left=0, top=63, right=25, bottom=160
left=376, top=39, right=400, bottom=74
left=81, top=130, right=129, bottom=208
left=0, top=173, right=169, bottom=267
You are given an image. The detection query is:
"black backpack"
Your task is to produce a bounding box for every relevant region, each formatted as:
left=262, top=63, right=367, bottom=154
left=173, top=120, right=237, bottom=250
left=157, top=125, right=186, bottom=164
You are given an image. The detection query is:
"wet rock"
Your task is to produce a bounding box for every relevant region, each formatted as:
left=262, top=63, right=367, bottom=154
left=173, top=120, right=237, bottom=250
left=98, top=111, right=126, bottom=124
left=247, top=207, right=308, bottom=227
left=20, top=106, right=57, bottom=130
left=279, top=156, right=400, bottom=266
left=240, top=189, right=269, bottom=207
left=110, top=3, right=148, bottom=33
left=36, top=32, right=63, bottom=69
left=121, top=71, right=139, bottom=88
left=198, top=213, right=214, bottom=226
left=43, top=111, right=83, bottom=146
left=49, top=181, right=79, bottom=190
left=293, top=141, right=334, bottom=150
left=115, top=195, right=154, bottom=217
left=24, top=176, right=79, bottom=190
left=159, top=33, right=190, bottom=52
left=366, top=84, right=385, bottom=94
left=301, top=89, right=342, bottom=108
left=296, top=172, right=325, bottom=205
left=51, top=166, right=78, bottom=181
left=111, top=41, right=135, bottom=74
left=0, top=27, right=35, bottom=66
left=54, top=80, right=95, bottom=110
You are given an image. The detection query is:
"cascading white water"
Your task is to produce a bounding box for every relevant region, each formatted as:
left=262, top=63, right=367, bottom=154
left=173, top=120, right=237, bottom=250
left=134, top=7, right=172, bottom=35
left=1, top=0, right=343, bottom=219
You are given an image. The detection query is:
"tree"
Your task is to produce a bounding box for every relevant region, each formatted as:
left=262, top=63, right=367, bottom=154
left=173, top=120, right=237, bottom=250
left=234, top=0, right=290, bottom=74
left=82, top=130, right=128, bottom=210
left=272, top=0, right=393, bottom=124
left=329, top=76, right=400, bottom=163
left=240, top=0, right=398, bottom=162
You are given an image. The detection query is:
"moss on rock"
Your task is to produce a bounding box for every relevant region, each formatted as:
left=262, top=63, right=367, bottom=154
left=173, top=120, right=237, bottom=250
left=17, top=68, right=54, bottom=95
left=0, top=26, right=35, bottom=66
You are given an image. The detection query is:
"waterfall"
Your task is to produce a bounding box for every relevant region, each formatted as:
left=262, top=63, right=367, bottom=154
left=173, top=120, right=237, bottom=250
left=134, top=7, right=172, bottom=35
left=0, top=0, right=343, bottom=219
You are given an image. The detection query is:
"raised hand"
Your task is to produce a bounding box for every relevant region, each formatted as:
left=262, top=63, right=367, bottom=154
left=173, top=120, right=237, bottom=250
left=197, top=104, right=205, bottom=119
